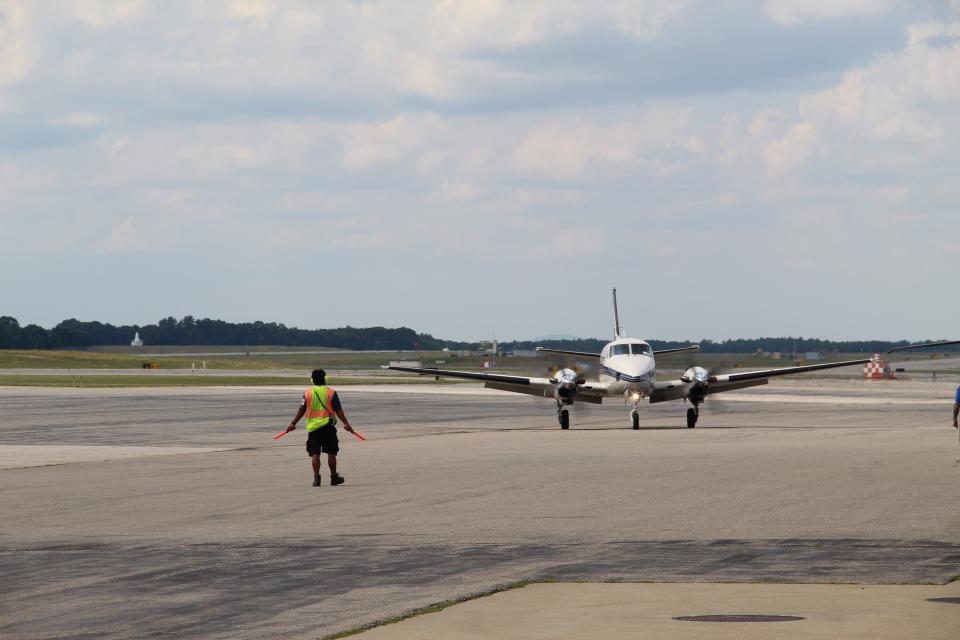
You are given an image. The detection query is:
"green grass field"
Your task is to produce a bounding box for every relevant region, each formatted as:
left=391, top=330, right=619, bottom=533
left=0, top=347, right=886, bottom=389
left=0, top=348, right=875, bottom=370
left=0, top=374, right=448, bottom=388
left=0, top=349, right=454, bottom=371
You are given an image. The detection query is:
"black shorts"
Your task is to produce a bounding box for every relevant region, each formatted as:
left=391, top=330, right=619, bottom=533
left=306, top=426, right=339, bottom=456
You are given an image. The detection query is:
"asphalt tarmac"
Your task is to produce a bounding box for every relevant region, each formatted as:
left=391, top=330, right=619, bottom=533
left=1, top=380, right=958, bottom=639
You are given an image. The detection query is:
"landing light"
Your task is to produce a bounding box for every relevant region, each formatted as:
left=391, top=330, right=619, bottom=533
left=631, top=392, right=641, bottom=401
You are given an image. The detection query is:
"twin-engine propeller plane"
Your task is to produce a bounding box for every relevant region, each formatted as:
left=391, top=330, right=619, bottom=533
left=389, top=289, right=874, bottom=430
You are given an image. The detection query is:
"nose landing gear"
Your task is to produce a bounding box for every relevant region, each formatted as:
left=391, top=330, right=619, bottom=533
left=557, top=402, right=570, bottom=430
left=629, top=396, right=642, bottom=430
left=686, top=404, right=699, bottom=428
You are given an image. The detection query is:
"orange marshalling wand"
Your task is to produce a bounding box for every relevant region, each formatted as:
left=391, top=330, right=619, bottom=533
left=350, top=430, right=366, bottom=441
left=273, top=430, right=289, bottom=440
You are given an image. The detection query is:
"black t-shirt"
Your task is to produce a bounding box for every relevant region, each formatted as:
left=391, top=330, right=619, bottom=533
left=299, top=389, right=342, bottom=413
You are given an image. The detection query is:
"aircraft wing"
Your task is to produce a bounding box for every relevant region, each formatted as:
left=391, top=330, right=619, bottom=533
left=387, top=365, right=556, bottom=391
left=650, top=358, right=869, bottom=403
left=535, top=347, right=601, bottom=358
left=388, top=365, right=612, bottom=403
left=886, top=340, right=960, bottom=354
left=653, top=345, right=700, bottom=356
left=707, top=358, right=870, bottom=386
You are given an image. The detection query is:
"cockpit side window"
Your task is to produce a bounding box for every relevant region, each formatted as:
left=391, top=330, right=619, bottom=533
left=610, top=344, right=630, bottom=356
left=631, top=343, right=652, bottom=356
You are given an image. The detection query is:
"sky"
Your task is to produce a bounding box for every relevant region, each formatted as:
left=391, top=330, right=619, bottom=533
left=1, top=0, right=959, bottom=342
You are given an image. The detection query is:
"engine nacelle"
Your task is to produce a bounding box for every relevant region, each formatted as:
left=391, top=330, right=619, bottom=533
left=681, top=366, right=709, bottom=383
left=551, top=368, right=580, bottom=404
left=681, top=366, right=710, bottom=403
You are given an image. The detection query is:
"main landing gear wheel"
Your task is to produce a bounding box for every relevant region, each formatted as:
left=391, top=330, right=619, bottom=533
left=631, top=410, right=640, bottom=430
left=686, top=407, right=699, bottom=429
left=558, top=408, right=570, bottom=430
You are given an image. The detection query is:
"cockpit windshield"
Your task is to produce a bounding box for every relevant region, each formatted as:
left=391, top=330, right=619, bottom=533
left=609, top=343, right=652, bottom=357
left=631, top=343, right=652, bottom=356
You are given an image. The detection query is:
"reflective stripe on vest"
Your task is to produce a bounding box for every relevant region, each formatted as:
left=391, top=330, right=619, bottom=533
left=305, top=385, right=336, bottom=432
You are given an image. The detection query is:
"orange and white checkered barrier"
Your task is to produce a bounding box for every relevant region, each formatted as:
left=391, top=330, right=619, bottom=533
left=863, top=353, right=893, bottom=380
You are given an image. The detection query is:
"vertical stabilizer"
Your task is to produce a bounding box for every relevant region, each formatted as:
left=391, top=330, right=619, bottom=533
left=612, top=288, right=621, bottom=339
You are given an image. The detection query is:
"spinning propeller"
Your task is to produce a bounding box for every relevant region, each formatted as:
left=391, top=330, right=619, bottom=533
left=679, top=356, right=734, bottom=410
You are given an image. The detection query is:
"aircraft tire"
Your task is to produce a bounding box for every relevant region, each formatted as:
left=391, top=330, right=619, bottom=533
left=686, top=407, right=697, bottom=429
left=559, top=409, right=570, bottom=430
left=631, top=411, right=640, bottom=430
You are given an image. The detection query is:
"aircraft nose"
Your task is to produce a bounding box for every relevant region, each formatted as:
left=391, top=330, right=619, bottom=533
left=627, top=356, right=655, bottom=379
left=640, top=356, right=655, bottom=376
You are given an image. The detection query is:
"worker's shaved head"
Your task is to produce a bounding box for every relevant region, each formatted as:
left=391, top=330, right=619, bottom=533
left=311, top=369, right=326, bottom=385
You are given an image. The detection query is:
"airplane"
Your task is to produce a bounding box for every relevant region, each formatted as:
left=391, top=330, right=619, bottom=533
left=388, top=289, right=875, bottom=430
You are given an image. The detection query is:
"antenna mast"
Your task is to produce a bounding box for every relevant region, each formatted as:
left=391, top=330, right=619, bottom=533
left=612, top=288, right=621, bottom=339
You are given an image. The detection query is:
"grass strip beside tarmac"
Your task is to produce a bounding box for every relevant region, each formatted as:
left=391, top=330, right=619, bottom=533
left=0, top=349, right=452, bottom=371
left=0, top=375, right=442, bottom=388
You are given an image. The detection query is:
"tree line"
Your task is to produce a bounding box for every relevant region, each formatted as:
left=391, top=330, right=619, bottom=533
left=0, top=316, right=465, bottom=351
left=0, top=315, right=954, bottom=354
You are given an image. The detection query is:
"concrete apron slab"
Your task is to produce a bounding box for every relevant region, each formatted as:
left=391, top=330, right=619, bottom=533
left=0, top=444, right=233, bottom=469
left=353, top=582, right=960, bottom=640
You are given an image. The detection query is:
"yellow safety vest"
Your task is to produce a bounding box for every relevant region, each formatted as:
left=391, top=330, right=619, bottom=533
left=305, top=385, right=336, bottom=432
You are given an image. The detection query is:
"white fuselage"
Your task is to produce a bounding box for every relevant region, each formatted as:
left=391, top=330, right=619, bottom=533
left=598, top=338, right=656, bottom=398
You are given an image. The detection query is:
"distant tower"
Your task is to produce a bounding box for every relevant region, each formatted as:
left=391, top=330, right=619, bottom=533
left=131, top=332, right=143, bottom=347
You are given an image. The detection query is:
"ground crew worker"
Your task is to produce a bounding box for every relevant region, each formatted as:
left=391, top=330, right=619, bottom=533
left=285, top=369, right=357, bottom=486
left=953, top=384, right=959, bottom=429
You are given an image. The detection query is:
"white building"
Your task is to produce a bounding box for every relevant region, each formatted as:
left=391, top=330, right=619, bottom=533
left=479, top=340, right=499, bottom=356
left=389, top=360, right=422, bottom=368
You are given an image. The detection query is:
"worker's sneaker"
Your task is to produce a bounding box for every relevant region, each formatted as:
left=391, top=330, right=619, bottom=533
left=312, top=475, right=322, bottom=487
left=331, top=473, right=345, bottom=486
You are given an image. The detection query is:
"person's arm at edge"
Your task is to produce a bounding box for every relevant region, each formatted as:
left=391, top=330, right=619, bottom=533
left=954, top=387, right=960, bottom=428
left=287, top=405, right=305, bottom=432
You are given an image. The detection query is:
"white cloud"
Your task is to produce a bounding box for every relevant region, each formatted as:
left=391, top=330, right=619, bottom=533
left=513, top=124, right=588, bottom=178
left=16, top=1, right=688, bottom=106
left=610, top=0, right=691, bottom=40
left=434, top=181, right=481, bottom=202
left=341, top=1, right=689, bottom=100
left=52, top=111, right=102, bottom=127
left=2, top=2, right=959, bottom=339
left=102, top=219, right=147, bottom=251
left=0, top=161, right=62, bottom=197
left=906, top=21, right=960, bottom=46
left=512, top=108, right=699, bottom=180
left=228, top=0, right=274, bottom=25
left=0, top=1, right=36, bottom=90
left=743, top=19, right=960, bottom=176
left=423, top=0, right=686, bottom=49
left=341, top=113, right=446, bottom=170
left=550, top=228, right=606, bottom=257
left=765, top=0, right=901, bottom=26
left=763, top=122, right=818, bottom=173
left=68, top=0, right=146, bottom=28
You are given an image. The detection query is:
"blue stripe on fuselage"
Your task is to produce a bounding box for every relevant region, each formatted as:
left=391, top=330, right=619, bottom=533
left=600, top=364, right=653, bottom=383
